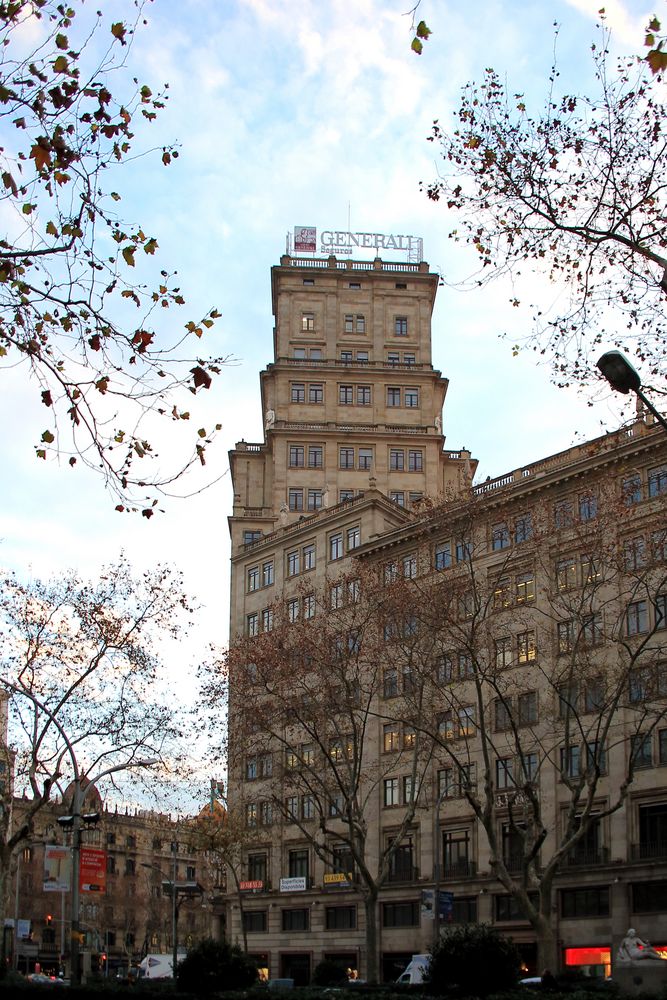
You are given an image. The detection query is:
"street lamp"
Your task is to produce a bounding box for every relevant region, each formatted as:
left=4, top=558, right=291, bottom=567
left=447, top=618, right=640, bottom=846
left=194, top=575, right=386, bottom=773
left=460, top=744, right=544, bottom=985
left=596, top=351, right=667, bottom=435
left=141, top=850, right=203, bottom=982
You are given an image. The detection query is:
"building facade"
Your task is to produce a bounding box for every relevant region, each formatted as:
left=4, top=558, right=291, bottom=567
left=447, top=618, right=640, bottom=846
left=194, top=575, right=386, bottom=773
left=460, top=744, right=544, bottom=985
left=226, top=252, right=667, bottom=984
left=9, top=787, right=224, bottom=979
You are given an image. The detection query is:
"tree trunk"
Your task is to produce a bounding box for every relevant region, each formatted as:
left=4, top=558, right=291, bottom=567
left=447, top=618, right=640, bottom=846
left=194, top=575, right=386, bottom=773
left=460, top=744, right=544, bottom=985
left=363, top=891, right=379, bottom=983
left=534, top=910, right=559, bottom=973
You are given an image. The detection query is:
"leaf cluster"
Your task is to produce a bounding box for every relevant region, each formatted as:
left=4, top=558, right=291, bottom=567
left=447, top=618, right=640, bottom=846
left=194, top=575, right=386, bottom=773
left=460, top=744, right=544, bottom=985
left=0, top=1, right=227, bottom=512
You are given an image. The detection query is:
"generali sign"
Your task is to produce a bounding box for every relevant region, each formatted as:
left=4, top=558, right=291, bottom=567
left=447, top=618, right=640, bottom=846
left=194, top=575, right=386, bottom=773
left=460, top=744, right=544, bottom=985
left=293, top=226, right=423, bottom=258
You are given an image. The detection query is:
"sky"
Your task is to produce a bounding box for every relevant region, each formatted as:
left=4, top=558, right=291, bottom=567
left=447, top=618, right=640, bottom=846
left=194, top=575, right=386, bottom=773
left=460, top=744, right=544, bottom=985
left=0, top=0, right=660, bottom=808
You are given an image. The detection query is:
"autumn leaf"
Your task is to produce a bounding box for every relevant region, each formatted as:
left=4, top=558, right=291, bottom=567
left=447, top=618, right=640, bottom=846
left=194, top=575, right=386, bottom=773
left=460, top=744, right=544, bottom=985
left=55, top=33, right=68, bottom=49
left=95, top=377, right=109, bottom=394
left=411, top=37, right=423, bottom=55
left=646, top=48, right=667, bottom=75
left=41, top=390, right=53, bottom=407
left=416, top=21, right=432, bottom=39
left=191, top=366, right=212, bottom=391
left=111, top=22, right=127, bottom=44
left=144, top=238, right=158, bottom=255
left=46, top=220, right=58, bottom=237
left=53, top=55, right=69, bottom=73
left=122, top=246, right=135, bottom=267
left=41, top=429, right=55, bottom=444
left=30, top=143, right=51, bottom=171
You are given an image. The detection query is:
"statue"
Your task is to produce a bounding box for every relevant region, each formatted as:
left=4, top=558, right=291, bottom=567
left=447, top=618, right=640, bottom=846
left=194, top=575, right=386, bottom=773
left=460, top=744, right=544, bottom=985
left=434, top=414, right=442, bottom=432
left=265, top=408, right=275, bottom=431
left=617, top=928, right=665, bottom=963
left=279, top=500, right=288, bottom=525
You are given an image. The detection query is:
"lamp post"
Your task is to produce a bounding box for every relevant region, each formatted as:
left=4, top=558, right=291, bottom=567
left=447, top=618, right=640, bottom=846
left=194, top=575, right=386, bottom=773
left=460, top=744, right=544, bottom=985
left=431, top=784, right=450, bottom=953
left=596, top=350, right=667, bottom=435
left=141, top=852, right=203, bottom=982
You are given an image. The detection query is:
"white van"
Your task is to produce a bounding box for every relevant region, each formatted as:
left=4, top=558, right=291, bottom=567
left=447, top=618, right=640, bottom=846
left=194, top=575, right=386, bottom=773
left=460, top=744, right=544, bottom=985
left=137, top=954, right=174, bottom=979
left=397, top=954, right=431, bottom=984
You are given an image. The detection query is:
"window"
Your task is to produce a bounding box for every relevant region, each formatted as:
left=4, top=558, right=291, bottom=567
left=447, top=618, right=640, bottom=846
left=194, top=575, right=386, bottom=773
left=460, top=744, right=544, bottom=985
left=303, top=594, right=315, bottom=619
left=443, top=828, right=471, bottom=875
left=581, top=555, right=600, bottom=584
left=558, top=620, right=574, bottom=655
left=356, top=314, right=365, bottom=333
left=339, top=447, right=355, bottom=469
left=246, top=803, right=257, bottom=827
left=623, top=474, right=642, bottom=505
left=302, top=312, right=315, bottom=331
left=583, top=613, right=603, bottom=647
left=657, top=594, right=667, bottom=630
left=382, top=901, right=419, bottom=927
left=496, top=892, right=539, bottom=921
left=384, top=667, right=398, bottom=698
left=492, top=523, right=510, bottom=551
left=302, top=795, right=315, bottom=820
left=261, top=607, right=273, bottom=632
left=403, top=554, right=417, bottom=578
left=282, top=908, right=309, bottom=932
left=390, top=449, right=404, bottom=471
left=358, top=447, right=373, bottom=470
left=456, top=539, right=471, bottom=562
left=383, top=777, right=400, bottom=807
left=387, top=351, right=400, bottom=365
left=330, top=583, right=344, bottom=609
left=289, top=445, right=304, bottom=467
left=631, top=733, right=653, bottom=769
left=521, top=751, right=539, bottom=782
left=387, top=386, right=401, bottom=407
left=458, top=705, right=476, bottom=737
left=285, top=794, right=298, bottom=818
left=625, top=537, right=647, bottom=570
left=307, top=489, right=323, bottom=511
left=326, top=906, right=356, bottom=930
left=347, top=525, right=361, bottom=550
left=408, top=449, right=423, bottom=472
left=452, top=897, right=478, bottom=923
left=515, top=514, right=533, bottom=543
left=632, top=881, right=667, bottom=913
left=558, top=682, right=579, bottom=717
left=579, top=493, right=598, bottom=521
left=648, top=465, right=667, bottom=497
left=243, top=910, right=267, bottom=932
left=554, top=500, right=574, bottom=529
left=246, top=757, right=258, bottom=780
left=394, top=316, right=408, bottom=336
left=383, top=724, right=400, bottom=752
left=627, top=600, right=649, bottom=636
left=496, top=757, right=514, bottom=789
left=560, top=745, right=581, bottom=778
left=494, top=698, right=512, bottom=732
left=262, top=561, right=274, bottom=587
left=495, top=636, right=512, bottom=669
left=584, top=676, right=605, bottom=712
left=247, top=613, right=259, bottom=637
left=287, top=550, right=300, bottom=576
left=516, top=572, right=535, bottom=604
left=517, top=630, right=537, bottom=664
left=288, top=488, right=303, bottom=512
left=247, top=566, right=259, bottom=592
left=493, top=577, right=511, bottom=610
left=259, top=753, right=272, bottom=777
left=344, top=314, right=354, bottom=332
left=556, top=558, right=577, bottom=591
left=293, top=347, right=306, bottom=359
left=339, top=385, right=353, bottom=404
left=340, top=350, right=353, bottom=363
left=303, top=543, right=315, bottom=570
left=561, top=886, right=609, bottom=918
left=348, top=578, right=360, bottom=603
left=357, top=385, right=371, bottom=405
left=291, top=383, right=305, bottom=403
left=458, top=650, right=473, bottom=677
left=404, top=352, right=416, bottom=365
left=287, top=598, right=299, bottom=622
left=435, top=541, right=451, bottom=570
left=405, top=387, right=419, bottom=407
left=653, top=529, right=667, bottom=562
left=260, top=801, right=273, bottom=826
left=519, top=691, right=538, bottom=726
left=243, top=530, right=261, bottom=545
left=309, top=382, right=323, bottom=403
left=390, top=491, right=405, bottom=506
left=288, top=849, right=309, bottom=878
left=308, top=445, right=323, bottom=468
left=329, top=533, right=343, bottom=560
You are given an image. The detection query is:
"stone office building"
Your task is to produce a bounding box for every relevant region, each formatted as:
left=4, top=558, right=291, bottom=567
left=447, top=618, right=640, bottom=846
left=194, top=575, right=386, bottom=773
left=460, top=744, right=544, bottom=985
left=226, top=250, right=667, bottom=983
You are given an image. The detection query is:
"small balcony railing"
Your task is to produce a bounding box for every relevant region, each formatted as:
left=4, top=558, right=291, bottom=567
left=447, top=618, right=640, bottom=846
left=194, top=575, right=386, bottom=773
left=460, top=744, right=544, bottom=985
left=564, top=847, right=609, bottom=867
left=387, top=865, right=419, bottom=883
left=443, top=859, right=477, bottom=879
left=631, top=841, right=667, bottom=861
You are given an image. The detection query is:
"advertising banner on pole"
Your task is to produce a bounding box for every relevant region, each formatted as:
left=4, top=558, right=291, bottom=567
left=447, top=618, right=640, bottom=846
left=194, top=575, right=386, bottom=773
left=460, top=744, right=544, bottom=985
left=79, top=847, right=107, bottom=893
left=43, top=845, right=71, bottom=892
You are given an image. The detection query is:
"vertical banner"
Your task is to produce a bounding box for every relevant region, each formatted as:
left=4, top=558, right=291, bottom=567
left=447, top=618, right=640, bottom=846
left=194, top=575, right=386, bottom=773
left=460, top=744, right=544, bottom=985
left=79, top=847, right=107, bottom=893
left=43, top=845, right=71, bottom=892
left=439, top=891, right=454, bottom=921
left=421, top=888, right=435, bottom=919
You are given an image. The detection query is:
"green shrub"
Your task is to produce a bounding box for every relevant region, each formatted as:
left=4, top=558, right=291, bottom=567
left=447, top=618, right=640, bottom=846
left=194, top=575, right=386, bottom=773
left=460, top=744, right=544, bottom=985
left=176, top=937, right=258, bottom=994
left=311, top=958, right=350, bottom=986
left=426, top=923, right=521, bottom=997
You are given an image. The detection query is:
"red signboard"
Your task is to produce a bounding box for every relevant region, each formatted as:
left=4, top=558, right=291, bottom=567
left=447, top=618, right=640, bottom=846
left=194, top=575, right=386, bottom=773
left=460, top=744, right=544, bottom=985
left=79, top=848, right=107, bottom=893
left=240, top=880, right=264, bottom=891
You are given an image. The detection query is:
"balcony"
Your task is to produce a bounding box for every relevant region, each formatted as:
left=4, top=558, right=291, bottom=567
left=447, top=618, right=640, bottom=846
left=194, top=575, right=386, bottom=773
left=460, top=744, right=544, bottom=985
left=443, top=860, right=477, bottom=879
left=387, top=865, right=419, bottom=883
left=564, top=847, right=609, bottom=868
left=631, top=841, right=667, bottom=861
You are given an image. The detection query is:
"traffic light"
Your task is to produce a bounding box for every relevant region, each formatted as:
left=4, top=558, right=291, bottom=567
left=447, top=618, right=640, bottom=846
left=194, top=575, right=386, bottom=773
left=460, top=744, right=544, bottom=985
left=46, top=915, right=52, bottom=926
